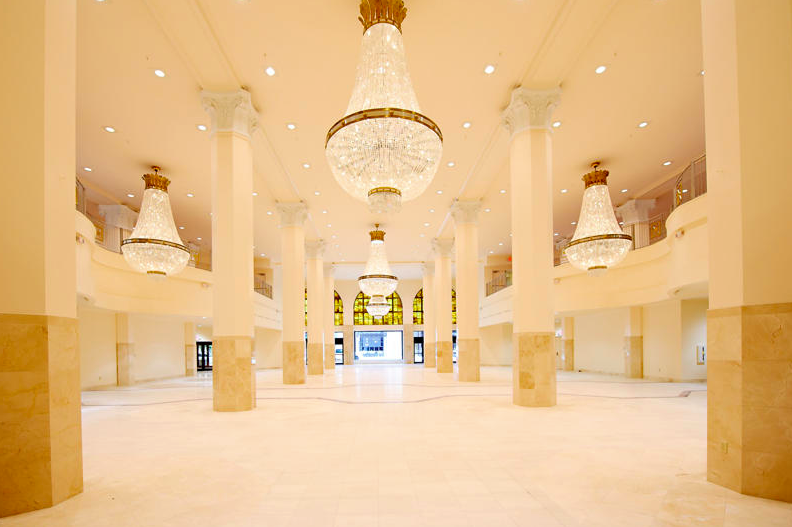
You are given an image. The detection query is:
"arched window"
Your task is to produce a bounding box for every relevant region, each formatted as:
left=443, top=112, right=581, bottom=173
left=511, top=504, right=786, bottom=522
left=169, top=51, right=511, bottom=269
left=334, top=291, right=343, bottom=326
left=304, top=288, right=308, bottom=327
left=353, top=292, right=403, bottom=325
left=452, top=288, right=457, bottom=325
left=413, top=289, right=424, bottom=325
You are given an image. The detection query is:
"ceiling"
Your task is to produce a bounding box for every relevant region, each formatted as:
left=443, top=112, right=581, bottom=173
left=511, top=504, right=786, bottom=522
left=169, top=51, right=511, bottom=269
left=75, top=0, right=705, bottom=276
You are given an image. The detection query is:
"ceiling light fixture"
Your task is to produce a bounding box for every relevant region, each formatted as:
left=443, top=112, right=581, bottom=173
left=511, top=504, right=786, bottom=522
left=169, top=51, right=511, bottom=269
left=560, top=188, right=568, bottom=194
left=322, top=210, right=328, bottom=214
left=638, top=121, right=648, bottom=128
left=663, top=161, right=672, bottom=166
left=621, top=189, right=628, bottom=193
left=286, top=123, right=296, bottom=130
left=359, top=224, right=398, bottom=317
left=197, top=237, right=202, bottom=241
left=447, top=161, right=455, bottom=167
left=484, top=64, right=496, bottom=74
left=265, top=66, right=276, bottom=76
left=554, top=232, right=559, bottom=236
left=266, top=211, right=273, bottom=215
left=564, top=162, right=632, bottom=276
left=436, top=190, right=443, bottom=195
left=500, top=189, right=506, bottom=194
left=552, top=121, right=561, bottom=128
left=462, top=121, right=472, bottom=129
left=127, top=193, right=135, bottom=198
left=186, top=193, right=195, bottom=198
left=121, top=166, right=189, bottom=278
left=423, top=222, right=430, bottom=227
left=303, top=163, right=311, bottom=169
left=104, top=126, right=115, bottom=133
left=83, top=167, right=92, bottom=172
left=154, top=69, right=166, bottom=78
left=252, top=192, right=258, bottom=196
left=429, top=208, right=435, bottom=213
left=197, top=124, right=207, bottom=131
left=314, top=191, right=320, bottom=196
left=484, top=208, right=491, bottom=212
left=595, top=65, right=607, bottom=74
left=325, top=1, right=442, bottom=214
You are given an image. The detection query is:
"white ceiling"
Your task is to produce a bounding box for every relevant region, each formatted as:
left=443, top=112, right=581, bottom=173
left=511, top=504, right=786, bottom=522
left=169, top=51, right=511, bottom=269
left=75, top=0, right=704, bottom=277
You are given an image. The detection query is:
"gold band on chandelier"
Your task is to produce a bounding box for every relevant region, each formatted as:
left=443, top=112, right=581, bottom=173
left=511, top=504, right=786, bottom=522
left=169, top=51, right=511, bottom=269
left=358, top=274, right=398, bottom=281
left=358, top=0, right=407, bottom=33
left=564, top=233, right=633, bottom=250
left=143, top=166, right=171, bottom=192
left=368, top=187, right=401, bottom=197
left=121, top=237, right=190, bottom=253
left=582, top=161, right=609, bottom=188
left=325, top=107, right=443, bottom=146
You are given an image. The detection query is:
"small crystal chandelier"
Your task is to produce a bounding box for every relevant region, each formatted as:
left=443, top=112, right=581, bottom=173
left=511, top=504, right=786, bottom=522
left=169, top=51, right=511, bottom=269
left=121, top=166, right=189, bottom=278
left=564, top=162, right=632, bottom=276
left=359, top=224, right=398, bottom=316
left=325, top=0, right=443, bottom=213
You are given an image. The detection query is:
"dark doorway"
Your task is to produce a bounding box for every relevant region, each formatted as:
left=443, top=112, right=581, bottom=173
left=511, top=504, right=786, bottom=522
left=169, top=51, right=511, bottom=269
left=197, top=341, right=212, bottom=371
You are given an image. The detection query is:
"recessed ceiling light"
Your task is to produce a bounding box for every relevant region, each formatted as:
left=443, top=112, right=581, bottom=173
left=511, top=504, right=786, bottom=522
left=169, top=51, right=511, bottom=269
left=509, top=233, right=512, bottom=237
left=322, top=210, right=328, bottom=214
left=447, top=161, right=455, bottom=168
left=127, top=193, right=135, bottom=198
left=104, top=126, right=115, bottom=133
left=154, top=69, right=165, bottom=78
left=265, top=66, right=276, bottom=76
left=303, top=163, right=311, bottom=169
left=484, top=208, right=491, bottom=213
left=619, top=222, right=624, bottom=226
left=699, top=69, right=705, bottom=76
left=462, top=122, right=472, bottom=129
left=595, top=65, right=607, bottom=74
left=252, top=192, right=258, bottom=196
left=621, top=189, right=628, bottom=193
left=429, top=209, right=435, bottom=213
left=266, top=211, right=273, bottom=215
left=484, top=64, right=496, bottom=75
left=663, top=161, right=672, bottom=166
left=423, top=222, right=430, bottom=227
left=260, top=253, right=266, bottom=257
left=436, top=190, right=443, bottom=194
left=179, top=226, right=185, bottom=230
left=314, top=191, right=320, bottom=196
left=571, top=221, right=577, bottom=225
left=332, top=234, right=337, bottom=239
left=419, top=234, right=425, bottom=238
left=326, top=224, right=332, bottom=228
left=638, top=121, right=649, bottom=128
left=560, top=189, right=568, bottom=194
left=186, top=193, right=195, bottom=198
left=286, top=123, right=296, bottom=130
left=83, top=167, right=92, bottom=172
left=197, top=124, right=207, bottom=131
left=499, top=189, right=506, bottom=194
left=489, top=250, right=494, bottom=254
left=552, top=121, right=561, bottom=128
left=554, top=232, right=559, bottom=236
left=682, top=188, right=689, bottom=193
left=498, top=242, right=504, bottom=246
left=197, top=237, right=202, bottom=241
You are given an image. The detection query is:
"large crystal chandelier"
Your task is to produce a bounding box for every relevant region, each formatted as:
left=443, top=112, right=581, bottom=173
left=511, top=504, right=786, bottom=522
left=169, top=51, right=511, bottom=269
left=564, top=162, right=632, bottom=276
left=359, top=224, right=398, bottom=317
left=325, top=0, right=443, bottom=214
left=121, top=166, right=189, bottom=278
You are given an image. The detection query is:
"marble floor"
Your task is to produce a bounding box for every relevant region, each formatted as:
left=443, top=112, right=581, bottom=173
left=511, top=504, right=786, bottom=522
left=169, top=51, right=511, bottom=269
left=4, top=366, right=791, bottom=527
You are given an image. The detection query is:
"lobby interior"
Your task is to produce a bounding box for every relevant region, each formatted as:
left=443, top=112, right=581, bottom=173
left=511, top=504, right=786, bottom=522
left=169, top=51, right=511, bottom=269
left=2, top=0, right=791, bottom=526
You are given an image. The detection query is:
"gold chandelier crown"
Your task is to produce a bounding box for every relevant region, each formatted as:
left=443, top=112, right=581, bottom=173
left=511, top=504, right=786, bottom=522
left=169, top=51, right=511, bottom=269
left=582, top=161, right=609, bottom=188
left=358, top=0, right=407, bottom=33
left=142, top=166, right=171, bottom=192
left=369, top=223, right=386, bottom=242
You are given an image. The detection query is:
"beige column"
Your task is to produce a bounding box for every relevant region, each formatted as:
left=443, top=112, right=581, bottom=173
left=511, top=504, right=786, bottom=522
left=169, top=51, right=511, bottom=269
left=452, top=201, right=482, bottom=382
left=184, top=321, right=196, bottom=376
left=342, top=325, right=355, bottom=365
left=116, top=313, right=135, bottom=386
left=434, top=239, right=454, bottom=373
left=616, top=199, right=656, bottom=250
left=502, top=87, right=560, bottom=407
left=561, top=317, right=575, bottom=372
left=624, top=307, right=643, bottom=378
left=202, top=90, right=257, bottom=412
left=323, top=264, right=336, bottom=370
left=0, top=0, right=82, bottom=516
left=701, top=0, right=792, bottom=501
left=422, top=263, right=437, bottom=368
left=403, top=323, right=415, bottom=364
left=306, top=240, right=325, bottom=375
left=278, top=203, right=307, bottom=384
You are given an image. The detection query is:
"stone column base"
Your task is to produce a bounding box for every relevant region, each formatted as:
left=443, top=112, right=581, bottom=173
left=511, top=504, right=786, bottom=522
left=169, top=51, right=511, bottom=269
left=624, top=336, right=643, bottom=378
left=458, top=338, right=480, bottom=381
left=424, top=341, right=436, bottom=368
left=185, top=343, right=196, bottom=376
left=707, top=303, right=792, bottom=502
left=212, top=336, right=255, bottom=412
left=437, top=340, right=453, bottom=373
left=307, top=342, right=324, bottom=375
left=562, top=339, right=574, bottom=371
left=0, top=314, right=83, bottom=517
left=116, top=342, right=135, bottom=386
left=342, top=327, right=354, bottom=365
left=283, top=340, right=306, bottom=384
left=512, top=332, right=556, bottom=407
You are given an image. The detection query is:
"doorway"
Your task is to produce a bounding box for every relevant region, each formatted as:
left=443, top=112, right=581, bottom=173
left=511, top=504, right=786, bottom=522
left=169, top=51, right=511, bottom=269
left=354, top=330, right=403, bottom=362
left=196, top=341, right=212, bottom=371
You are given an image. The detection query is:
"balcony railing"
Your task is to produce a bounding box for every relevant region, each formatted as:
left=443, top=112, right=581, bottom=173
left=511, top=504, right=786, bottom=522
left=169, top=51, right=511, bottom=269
left=254, top=283, right=273, bottom=299
left=485, top=270, right=512, bottom=297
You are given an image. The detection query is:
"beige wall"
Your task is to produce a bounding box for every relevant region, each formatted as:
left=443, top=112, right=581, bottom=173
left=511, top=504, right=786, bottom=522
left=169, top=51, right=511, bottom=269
left=255, top=327, right=283, bottom=369
left=78, top=305, right=117, bottom=389
left=480, top=323, right=512, bottom=366
left=128, top=314, right=186, bottom=382
left=680, top=298, right=708, bottom=381
left=643, top=300, right=682, bottom=380
left=573, top=308, right=628, bottom=374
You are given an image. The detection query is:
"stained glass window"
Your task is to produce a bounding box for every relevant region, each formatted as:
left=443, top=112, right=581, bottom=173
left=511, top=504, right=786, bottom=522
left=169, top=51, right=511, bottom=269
left=452, top=288, right=457, bottom=325
left=304, top=288, right=308, bottom=326
left=413, top=289, right=424, bottom=324
left=334, top=291, right=344, bottom=326
left=353, top=291, right=403, bottom=325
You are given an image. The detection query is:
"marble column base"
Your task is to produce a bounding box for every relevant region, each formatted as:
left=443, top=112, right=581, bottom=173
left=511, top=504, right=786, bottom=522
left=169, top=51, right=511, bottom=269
left=707, top=303, right=792, bottom=502
left=0, top=314, right=83, bottom=517
left=512, top=331, right=557, bottom=407
left=212, top=336, right=255, bottom=412
left=184, top=343, right=196, bottom=376
left=307, top=342, right=323, bottom=375
left=624, top=336, right=643, bottom=378
left=424, top=341, right=436, bottom=368
left=283, top=340, right=306, bottom=384
left=116, top=342, right=134, bottom=386
left=458, top=338, right=480, bottom=382
left=324, top=343, right=335, bottom=370
left=342, top=327, right=354, bottom=365
left=436, top=340, right=453, bottom=373
left=562, top=339, right=575, bottom=371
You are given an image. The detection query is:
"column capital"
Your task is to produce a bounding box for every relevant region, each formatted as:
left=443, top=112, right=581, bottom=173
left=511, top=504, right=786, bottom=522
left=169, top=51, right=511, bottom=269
left=616, top=199, right=657, bottom=225
left=450, top=200, right=481, bottom=225
left=501, top=86, right=560, bottom=136
left=201, top=89, right=259, bottom=139
left=423, top=261, right=435, bottom=276
left=276, top=202, right=307, bottom=228
left=432, top=238, right=455, bottom=258
left=305, top=239, right=325, bottom=259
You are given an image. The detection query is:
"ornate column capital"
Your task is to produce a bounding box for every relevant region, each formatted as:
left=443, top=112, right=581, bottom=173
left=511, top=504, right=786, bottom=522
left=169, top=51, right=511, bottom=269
left=501, top=87, right=561, bottom=136
left=432, top=238, right=455, bottom=258
left=201, top=89, right=259, bottom=139
left=450, top=200, right=481, bottom=225
left=276, top=202, right=307, bottom=228
left=616, top=199, right=657, bottom=225
left=305, top=239, right=326, bottom=259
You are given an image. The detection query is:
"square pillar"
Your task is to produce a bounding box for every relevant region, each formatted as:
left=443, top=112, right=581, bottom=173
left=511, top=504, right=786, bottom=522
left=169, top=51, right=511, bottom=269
left=306, top=240, right=325, bottom=375
left=624, top=307, right=643, bottom=378
left=324, top=264, right=336, bottom=370
left=116, top=313, right=135, bottom=386
left=422, top=264, right=437, bottom=368
left=452, top=201, right=482, bottom=382
left=433, top=239, right=454, bottom=373
left=184, top=321, right=196, bottom=376
left=342, top=325, right=355, bottom=365
left=561, top=317, right=575, bottom=372
left=403, top=323, right=415, bottom=364
left=277, top=203, right=307, bottom=384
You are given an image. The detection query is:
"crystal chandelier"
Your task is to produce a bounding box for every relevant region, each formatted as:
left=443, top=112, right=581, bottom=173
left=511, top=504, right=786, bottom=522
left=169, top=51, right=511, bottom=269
left=359, top=224, right=398, bottom=316
left=564, top=162, right=632, bottom=276
left=121, top=166, right=189, bottom=278
left=325, top=0, right=443, bottom=213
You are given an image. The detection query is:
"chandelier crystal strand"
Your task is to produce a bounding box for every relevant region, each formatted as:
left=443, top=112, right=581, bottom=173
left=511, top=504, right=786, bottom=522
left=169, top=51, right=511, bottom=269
left=564, top=162, right=632, bottom=276
left=359, top=224, right=398, bottom=316
left=325, top=0, right=442, bottom=213
left=121, top=166, right=190, bottom=278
